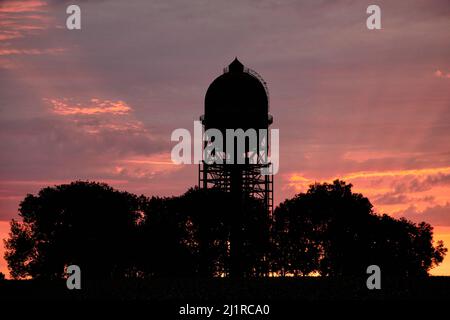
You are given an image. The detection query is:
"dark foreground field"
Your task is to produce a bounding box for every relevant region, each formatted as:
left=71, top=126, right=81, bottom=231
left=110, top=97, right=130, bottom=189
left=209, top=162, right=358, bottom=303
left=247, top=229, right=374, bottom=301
left=1, top=277, right=449, bottom=301
left=1, top=277, right=449, bottom=318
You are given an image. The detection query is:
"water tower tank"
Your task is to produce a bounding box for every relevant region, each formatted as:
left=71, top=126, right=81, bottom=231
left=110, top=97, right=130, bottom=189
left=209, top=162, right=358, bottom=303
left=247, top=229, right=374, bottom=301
left=203, top=58, right=272, bottom=131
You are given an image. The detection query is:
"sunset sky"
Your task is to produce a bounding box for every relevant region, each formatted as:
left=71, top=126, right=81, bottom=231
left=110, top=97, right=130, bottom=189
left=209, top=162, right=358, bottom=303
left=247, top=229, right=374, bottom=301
left=0, top=0, right=449, bottom=276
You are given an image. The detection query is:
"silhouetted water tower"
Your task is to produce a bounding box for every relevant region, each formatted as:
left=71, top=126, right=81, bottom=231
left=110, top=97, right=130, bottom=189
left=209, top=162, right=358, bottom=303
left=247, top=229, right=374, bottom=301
left=199, top=58, right=274, bottom=213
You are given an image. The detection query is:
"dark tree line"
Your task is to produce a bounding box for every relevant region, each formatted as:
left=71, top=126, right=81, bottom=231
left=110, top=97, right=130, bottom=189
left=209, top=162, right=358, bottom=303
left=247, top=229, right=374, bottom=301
left=3, top=180, right=447, bottom=279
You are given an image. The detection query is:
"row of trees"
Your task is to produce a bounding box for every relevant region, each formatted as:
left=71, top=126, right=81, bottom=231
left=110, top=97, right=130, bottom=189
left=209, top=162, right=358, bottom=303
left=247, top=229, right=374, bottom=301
left=3, top=180, right=447, bottom=279
left=272, top=182, right=446, bottom=277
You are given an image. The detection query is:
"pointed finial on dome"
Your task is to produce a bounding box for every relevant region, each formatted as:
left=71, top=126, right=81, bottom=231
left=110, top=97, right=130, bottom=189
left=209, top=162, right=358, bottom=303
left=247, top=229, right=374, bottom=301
left=229, top=57, right=244, bottom=72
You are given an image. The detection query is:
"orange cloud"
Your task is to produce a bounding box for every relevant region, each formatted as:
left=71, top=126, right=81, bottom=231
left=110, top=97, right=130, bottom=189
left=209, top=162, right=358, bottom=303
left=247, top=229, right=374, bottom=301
left=285, top=166, right=450, bottom=216
left=287, top=167, right=450, bottom=191
left=342, top=167, right=450, bottom=180
left=47, top=98, right=132, bottom=116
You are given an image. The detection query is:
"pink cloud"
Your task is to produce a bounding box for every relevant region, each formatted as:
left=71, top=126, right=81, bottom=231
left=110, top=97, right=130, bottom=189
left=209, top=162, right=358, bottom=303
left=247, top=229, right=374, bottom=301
left=0, top=1, right=47, bottom=14
left=434, top=69, right=450, bottom=79
left=0, top=48, right=65, bottom=56
left=0, top=1, right=50, bottom=42
left=399, top=203, right=450, bottom=227
left=0, top=30, right=22, bottom=41
left=111, top=153, right=182, bottom=179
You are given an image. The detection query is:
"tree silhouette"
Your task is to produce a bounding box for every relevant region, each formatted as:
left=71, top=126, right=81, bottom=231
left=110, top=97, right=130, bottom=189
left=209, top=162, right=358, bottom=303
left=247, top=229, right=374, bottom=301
left=183, top=187, right=270, bottom=277
left=365, top=214, right=447, bottom=277
left=4, top=181, right=141, bottom=280
left=136, top=194, right=197, bottom=277
left=3, top=180, right=446, bottom=279
left=272, top=180, right=447, bottom=277
left=137, top=188, right=270, bottom=277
